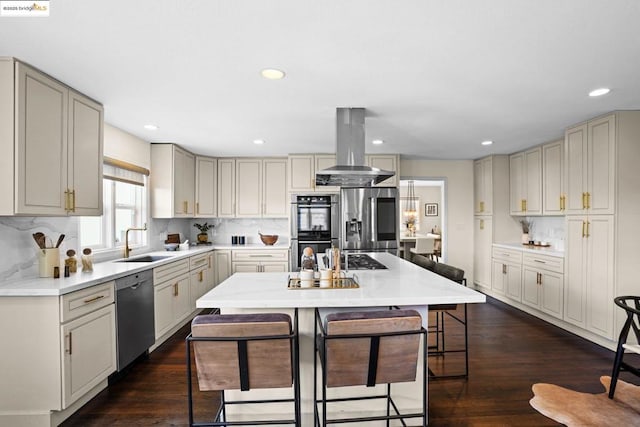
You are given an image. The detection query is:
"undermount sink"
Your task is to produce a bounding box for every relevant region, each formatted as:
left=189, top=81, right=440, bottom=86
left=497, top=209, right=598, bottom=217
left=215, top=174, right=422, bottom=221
left=116, top=255, right=172, bottom=263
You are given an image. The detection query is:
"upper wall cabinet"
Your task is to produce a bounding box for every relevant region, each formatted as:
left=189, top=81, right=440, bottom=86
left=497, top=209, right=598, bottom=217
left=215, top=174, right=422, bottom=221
left=150, top=144, right=195, bottom=218
left=564, top=115, right=615, bottom=215
left=509, top=147, right=542, bottom=216
left=0, top=58, right=104, bottom=216
left=288, top=154, right=339, bottom=193
left=366, top=154, right=399, bottom=187
left=542, top=139, right=564, bottom=215
left=195, top=156, right=216, bottom=217
left=217, top=158, right=235, bottom=218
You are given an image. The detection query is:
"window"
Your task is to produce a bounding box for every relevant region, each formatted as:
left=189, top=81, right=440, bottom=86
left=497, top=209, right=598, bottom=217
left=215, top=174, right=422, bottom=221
left=79, top=158, right=149, bottom=254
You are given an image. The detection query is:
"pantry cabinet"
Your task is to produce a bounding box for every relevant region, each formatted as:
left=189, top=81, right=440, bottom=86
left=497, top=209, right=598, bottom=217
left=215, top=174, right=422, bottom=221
left=473, top=217, right=493, bottom=290
left=542, top=139, right=564, bottom=215
left=564, top=115, right=615, bottom=215
left=0, top=58, right=104, bottom=216
left=474, top=156, right=493, bottom=215
left=195, top=156, right=217, bottom=217
left=564, top=215, right=614, bottom=338
left=509, top=147, right=542, bottom=215
left=150, top=144, right=195, bottom=218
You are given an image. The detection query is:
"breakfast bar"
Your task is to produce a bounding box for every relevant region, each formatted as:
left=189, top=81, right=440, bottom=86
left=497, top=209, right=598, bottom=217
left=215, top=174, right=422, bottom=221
left=196, top=252, right=485, bottom=424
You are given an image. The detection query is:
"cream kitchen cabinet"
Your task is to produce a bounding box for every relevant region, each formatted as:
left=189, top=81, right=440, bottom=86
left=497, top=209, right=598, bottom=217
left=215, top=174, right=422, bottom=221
left=564, top=215, right=615, bottom=339
left=153, top=258, right=191, bottom=340
left=366, top=154, right=399, bottom=187
left=522, top=253, right=564, bottom=319
left=0, top=58, right=104, bottom=216
left=231, top=249, right=289, bottom=273
left=473, top=217, right=493, bottom=290
left=235, top=158, right=288, bottom=218
left=150, top=144, right=195, bottom=218
left=215, top=250, right=232, bottom=285
left=217, top=158, right=235, bottom=217
left=542, top=139, right=565, bottom=215
left=492, top=246, right=523, bottom=301
left=0, top=281, right=116, bottom=426
left=564, top=115, right=615, bottom=215
left=288, top=154, right=339, bottom=193
left=195, top=156, right=217, bottom=217
left=474, top=156, right=493, bottom=215
left=189, top=252, right=214, bottom=308
left=509, top=147, right=542, bottom=215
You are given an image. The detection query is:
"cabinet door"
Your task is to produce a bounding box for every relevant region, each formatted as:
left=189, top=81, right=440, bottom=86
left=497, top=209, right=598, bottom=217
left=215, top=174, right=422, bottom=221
left=474, top=160, right=484, bottom=215
left=154, top=281, right=175, bottom=338
left=195, top=156, right=216, bottom=217
left=540, top=270, right=563, bottom=318
left=61, top=304, right=116, bottom=408
left=236, top=158, right=262, bottom=217
left=473, top=217, right=492, bottom=289
left=524, top=147, right=542, bottom=214
left=206, top=253, right=215, bottom=291
left=217, top=158, right=235, bottom=217
left=173, top=275, right=192, bottom=323
left=368, top=155, right=398, bottom=187
left=491, top=260, right=506, bottom=294
left=509, top=153, right=524, bottom=215
left=288, top=155, right=315, bottom=192
left=232, top=262, right=259, bottom=273
left=262, top=262, right=289, bottom=272
left=588, top=115, right=615, bottom=215
left=215, top=250, right=232, bottom=285
left=262, top=159, right=288, bottom=217
left=585, top=215, right=615, bottom=338
left=565, top=125, right=588, bottom=214
left=564, top=216, right=587, bottom=327
left=506, top=263, right=522, bottom=302
left=190, top=268, right=207, bottom=308
left=173, top=148, right=195, bottom=217
left=15, top=62, right=68, bottom=215
left=543, top=140, right=564, bottom=215
left=68, top=91, right=103, bottom=216
left=522, top=268, right=540, bottom=309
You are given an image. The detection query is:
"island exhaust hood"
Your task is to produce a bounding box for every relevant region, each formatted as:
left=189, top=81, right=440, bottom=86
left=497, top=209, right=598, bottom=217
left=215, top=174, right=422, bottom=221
left=315, top=108, right=394, bottom=187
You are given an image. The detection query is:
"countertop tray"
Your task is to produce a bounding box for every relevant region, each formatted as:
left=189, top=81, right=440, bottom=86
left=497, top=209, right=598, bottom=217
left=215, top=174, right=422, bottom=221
left=522, top=243, right=551, bottom=247
left=287, top=274, right=359, bottom=290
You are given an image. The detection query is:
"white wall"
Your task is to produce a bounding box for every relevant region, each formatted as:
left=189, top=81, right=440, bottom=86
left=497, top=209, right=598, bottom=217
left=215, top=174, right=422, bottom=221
left=400, top=159, right=475, bottom=282
left=103, top=124, right=151, bottom=169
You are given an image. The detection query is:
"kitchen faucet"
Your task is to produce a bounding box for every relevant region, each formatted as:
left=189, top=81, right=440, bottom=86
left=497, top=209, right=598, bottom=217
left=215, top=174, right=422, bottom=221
left=124, top=223, right=147, bottom=258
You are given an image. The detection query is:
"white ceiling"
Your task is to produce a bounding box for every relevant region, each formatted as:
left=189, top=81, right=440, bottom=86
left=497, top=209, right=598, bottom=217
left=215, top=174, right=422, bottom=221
left=2, top=0, right=639, bottom=160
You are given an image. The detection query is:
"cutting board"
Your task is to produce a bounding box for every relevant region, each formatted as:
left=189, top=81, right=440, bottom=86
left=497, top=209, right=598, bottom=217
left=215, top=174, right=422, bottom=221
left=166, top=233, right=180, bottom=244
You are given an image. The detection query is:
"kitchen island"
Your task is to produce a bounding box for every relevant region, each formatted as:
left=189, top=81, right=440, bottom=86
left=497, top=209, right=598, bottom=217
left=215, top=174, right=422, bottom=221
left=196, top=252, right=485, bottom=425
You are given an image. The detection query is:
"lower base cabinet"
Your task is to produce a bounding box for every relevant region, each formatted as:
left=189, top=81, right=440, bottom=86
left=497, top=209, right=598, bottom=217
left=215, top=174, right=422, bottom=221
left=153, top=259, right=191, bottom=339
left=231, top=249, right=289, bottom=273
left=491, top=247, right=523, bottom=302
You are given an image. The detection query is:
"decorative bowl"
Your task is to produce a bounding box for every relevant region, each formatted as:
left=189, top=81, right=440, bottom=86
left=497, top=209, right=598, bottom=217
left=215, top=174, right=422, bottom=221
left=164, top=243, right=179, bottom=251
left=259, top=233, right=279, bottom=246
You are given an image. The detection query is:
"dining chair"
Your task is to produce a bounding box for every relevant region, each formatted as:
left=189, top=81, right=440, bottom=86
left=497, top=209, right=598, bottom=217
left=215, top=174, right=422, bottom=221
left=609, top=296, right=640, bottom=399
left=410, top=237, right=435, bottom=261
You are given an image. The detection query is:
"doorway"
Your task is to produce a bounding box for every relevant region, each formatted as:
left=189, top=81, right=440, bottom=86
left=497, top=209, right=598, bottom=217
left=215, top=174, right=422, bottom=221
left=399, top=179, right=446, bottom=261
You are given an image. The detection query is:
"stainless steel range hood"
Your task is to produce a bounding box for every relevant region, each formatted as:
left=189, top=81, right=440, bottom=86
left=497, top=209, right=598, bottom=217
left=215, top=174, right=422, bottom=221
left=315, top=108, right=394, bottom=187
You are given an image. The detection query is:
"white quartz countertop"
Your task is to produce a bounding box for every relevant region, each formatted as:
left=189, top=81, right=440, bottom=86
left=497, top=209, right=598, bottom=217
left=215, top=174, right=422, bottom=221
left=0, top=246, right=216, bottom=297
left=493, top=243, right=564, bottom=257
left=197, top=252, right=485, bottom=309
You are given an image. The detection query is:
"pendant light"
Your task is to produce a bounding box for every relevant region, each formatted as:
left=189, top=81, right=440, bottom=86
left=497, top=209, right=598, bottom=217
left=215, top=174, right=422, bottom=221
left=404, top=180, right=417, bottom=216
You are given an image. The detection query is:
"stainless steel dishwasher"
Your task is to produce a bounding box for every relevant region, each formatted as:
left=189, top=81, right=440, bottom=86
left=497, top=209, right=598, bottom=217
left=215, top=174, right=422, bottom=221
left=115, top=269, right=155, bottom=371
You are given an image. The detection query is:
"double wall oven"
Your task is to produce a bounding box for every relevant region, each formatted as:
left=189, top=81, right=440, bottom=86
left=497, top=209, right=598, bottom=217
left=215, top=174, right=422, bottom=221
left=290, top=194, right=339, bottom=270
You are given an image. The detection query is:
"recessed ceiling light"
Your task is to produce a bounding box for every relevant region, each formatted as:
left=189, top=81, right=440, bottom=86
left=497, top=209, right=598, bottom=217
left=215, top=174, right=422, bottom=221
left=589, top=88, right=611, bottom=97
left=481, top=140, right=493, bottom=146
left=143, top=124, right=158, bottom=131
left=253, top=139, right=265, bottom=145
left=261, top=68, right=285, bottom=80
left=372, top=139, right=384, bottom=145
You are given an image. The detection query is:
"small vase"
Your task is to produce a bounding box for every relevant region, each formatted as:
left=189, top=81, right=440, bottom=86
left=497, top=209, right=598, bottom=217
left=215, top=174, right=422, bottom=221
left=197, top=233, right=208, bottom=243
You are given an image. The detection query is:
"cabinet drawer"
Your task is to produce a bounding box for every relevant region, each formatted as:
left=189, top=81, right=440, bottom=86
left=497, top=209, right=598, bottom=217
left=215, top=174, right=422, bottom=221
left=153, top=259, right=190, bottom=284
left=60, top=281, right=115, bottom=323
left=189, top=252, right=211, bottom=271
left=492, top=247, right=523, bottom=263
left=232, top=250, right=288, bottom=262
left=523, top=253, right=564, bottom=273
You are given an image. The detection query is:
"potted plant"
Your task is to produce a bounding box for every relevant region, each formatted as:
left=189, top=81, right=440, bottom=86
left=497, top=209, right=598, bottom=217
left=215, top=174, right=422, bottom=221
left=193, top=222, right=213, bottom=243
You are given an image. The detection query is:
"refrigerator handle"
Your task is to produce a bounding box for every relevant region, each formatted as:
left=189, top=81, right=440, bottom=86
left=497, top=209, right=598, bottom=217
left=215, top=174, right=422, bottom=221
left=370, top=197, right=377, bottom=242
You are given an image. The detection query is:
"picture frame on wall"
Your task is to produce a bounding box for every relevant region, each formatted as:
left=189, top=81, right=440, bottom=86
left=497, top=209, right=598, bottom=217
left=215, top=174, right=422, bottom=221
left=425, top=203, right=438, bottom=216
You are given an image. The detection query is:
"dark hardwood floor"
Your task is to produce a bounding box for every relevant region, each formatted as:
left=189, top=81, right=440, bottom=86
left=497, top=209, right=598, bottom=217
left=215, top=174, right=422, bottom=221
left=62, top=297, right=637, bottom=426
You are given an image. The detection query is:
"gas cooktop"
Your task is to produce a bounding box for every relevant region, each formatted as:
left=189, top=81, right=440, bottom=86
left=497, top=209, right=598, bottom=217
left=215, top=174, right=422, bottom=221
left=341, top=253, right=388, bottom=270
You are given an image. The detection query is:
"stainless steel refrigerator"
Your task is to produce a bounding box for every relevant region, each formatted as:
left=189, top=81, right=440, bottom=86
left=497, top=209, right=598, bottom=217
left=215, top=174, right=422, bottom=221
left=340, top=187, right=398, bottom=254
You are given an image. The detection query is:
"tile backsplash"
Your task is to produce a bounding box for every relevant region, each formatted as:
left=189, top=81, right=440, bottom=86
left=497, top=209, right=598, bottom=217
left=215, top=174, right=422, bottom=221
left=526, top=216, right=566, bottom=251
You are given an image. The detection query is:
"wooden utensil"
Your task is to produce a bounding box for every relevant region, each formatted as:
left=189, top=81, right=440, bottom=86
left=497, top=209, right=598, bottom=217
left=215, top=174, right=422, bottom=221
left=33, top=232, right=45, bottom=249
left=55, top=234, right=65, bottom=248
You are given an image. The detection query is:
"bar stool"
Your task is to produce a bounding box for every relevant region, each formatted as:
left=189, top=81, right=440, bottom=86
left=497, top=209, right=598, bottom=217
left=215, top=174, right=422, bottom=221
left=314, top=308, right=427, bottom=426
left=186, top=309, right=300, bottom=426
left=609, top=296, right=640, bottom=399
